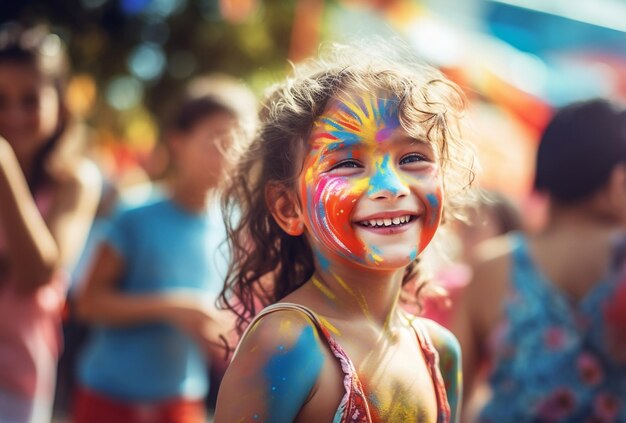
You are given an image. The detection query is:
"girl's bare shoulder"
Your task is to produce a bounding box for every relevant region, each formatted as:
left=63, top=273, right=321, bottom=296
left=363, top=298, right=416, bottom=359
left=419, top=317, right=461, bottom=360
left=219, top=306, right=333, bottom=423
left=232, top=305, right=332, bottom=374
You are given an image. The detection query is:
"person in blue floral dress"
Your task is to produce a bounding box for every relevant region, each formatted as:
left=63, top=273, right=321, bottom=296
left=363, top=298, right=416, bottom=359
left=451, top=98, right=626, bottom=423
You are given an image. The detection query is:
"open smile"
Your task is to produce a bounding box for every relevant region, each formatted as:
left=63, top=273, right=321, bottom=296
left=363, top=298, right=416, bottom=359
left=356, top=214, right=416, bottom=228
left=353, top=212, right=419, bottom=234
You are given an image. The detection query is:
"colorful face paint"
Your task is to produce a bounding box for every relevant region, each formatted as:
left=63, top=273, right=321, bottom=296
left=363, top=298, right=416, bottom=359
left=419, top=188, right=444, bottom=253
left=300, top=90, right=443, bottom=268
left=262, top=325, right=325, bottom=422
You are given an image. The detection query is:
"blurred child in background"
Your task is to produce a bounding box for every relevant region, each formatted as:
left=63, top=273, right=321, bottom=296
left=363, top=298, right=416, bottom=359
left=452, top=98, right=626, bottom=422
left=73, top=74, right=256, bottom=423
left=0, top=24, right=101, bottom=423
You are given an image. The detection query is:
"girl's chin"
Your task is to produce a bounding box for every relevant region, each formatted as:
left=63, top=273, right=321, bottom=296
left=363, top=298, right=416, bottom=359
left=314, top=239, right=419, bottom=271
left=363, top=256, right=415, bottom=270
left=340, top=252, right=416, bottom=271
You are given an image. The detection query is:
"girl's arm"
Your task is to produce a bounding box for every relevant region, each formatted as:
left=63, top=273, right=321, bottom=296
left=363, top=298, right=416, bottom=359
left=75, top=242, right=232, bottom=354
left=215, top=310, right=326, bottom=423
left=423, top=319, right=463, bottom=423
left=0, top=136, right=100, bottom=291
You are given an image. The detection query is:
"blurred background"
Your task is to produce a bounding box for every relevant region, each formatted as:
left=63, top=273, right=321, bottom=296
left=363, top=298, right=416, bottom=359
left=3, top=0, right=626, bottom=209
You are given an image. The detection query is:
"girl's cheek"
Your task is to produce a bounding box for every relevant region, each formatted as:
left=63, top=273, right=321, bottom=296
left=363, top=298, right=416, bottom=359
left=417, top=178, right=444, bottom=253
left=306, top=174, right=368, bottom=262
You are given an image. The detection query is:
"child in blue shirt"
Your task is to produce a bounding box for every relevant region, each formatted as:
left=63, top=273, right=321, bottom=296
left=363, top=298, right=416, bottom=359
left=73, top=75, right=257, bottom=423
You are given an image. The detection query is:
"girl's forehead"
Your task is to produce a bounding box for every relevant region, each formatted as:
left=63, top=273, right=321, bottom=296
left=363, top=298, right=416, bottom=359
left=308, top=89, right=430, bottom=151
left=323, top=89, right=398, bottom=119
left=310, top=91, right=397, bottom=146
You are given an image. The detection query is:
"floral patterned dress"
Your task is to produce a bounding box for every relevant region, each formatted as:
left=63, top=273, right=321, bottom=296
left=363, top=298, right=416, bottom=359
left=479, top=233, right=626, bottom=423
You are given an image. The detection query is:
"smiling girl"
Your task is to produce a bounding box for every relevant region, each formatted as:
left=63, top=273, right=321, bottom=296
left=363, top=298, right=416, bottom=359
left=215, top=44, right=474, bottom=423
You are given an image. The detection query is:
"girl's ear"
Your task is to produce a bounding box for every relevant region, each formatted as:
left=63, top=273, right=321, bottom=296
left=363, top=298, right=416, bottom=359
left=266, top=182, right=305, bottom=236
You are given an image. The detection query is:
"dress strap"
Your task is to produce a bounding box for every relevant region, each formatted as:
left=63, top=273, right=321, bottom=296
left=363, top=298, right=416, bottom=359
left=233, top=303, right=321, bottom=358
left=408, top=316, right=451, bottom=423
left=508, top=232, right=552, bottom=300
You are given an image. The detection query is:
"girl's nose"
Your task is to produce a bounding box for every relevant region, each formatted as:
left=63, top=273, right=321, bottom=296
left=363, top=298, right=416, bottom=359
left=367, top=155, right=410, bottom=200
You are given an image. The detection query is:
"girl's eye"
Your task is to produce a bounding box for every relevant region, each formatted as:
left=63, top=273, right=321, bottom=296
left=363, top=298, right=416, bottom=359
left=400, top=153, right=428, bottom=165
left=330, top=159, right=362, bottom=170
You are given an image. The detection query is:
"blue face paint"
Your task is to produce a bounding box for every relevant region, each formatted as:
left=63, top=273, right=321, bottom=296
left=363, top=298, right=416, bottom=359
left=315, top=249, right=331, bottom=271
left=339, top=101, right=363, bottom=123
left=320, top=118, right=364, bottom=149
left=263, top=326, right=324, bottom=422
left=368, top=154, right=406, bottom=197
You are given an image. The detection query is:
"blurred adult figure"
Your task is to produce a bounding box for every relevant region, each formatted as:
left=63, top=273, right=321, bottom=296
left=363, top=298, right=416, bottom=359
left=452, top=98, right=626, bottom=422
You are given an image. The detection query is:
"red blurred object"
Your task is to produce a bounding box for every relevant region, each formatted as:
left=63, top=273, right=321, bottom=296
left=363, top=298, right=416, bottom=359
left=289, top=0, right=325, bottom=63
left=73, top=388, right=207, bottom=423
left=219, top=0, right=259, bottom=23
left=339, top=0, right=401, bottom=10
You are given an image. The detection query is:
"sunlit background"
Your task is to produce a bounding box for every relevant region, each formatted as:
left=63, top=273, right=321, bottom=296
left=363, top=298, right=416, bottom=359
left=3, top=0, right=626, bottom=205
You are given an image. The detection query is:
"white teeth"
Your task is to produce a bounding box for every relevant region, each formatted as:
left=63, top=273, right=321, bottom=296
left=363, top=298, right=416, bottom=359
left=361, top=215, right=413, bottom=227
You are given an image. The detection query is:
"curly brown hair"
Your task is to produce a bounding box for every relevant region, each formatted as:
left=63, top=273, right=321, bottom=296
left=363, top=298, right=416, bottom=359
left=220, top=42, right=475, bottom=334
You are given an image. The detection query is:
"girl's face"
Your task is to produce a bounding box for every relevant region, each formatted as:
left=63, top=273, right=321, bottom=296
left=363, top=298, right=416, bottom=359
left=0, top=62, right=60, bottom=162
left=299, top=90, right=443, bottom=270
